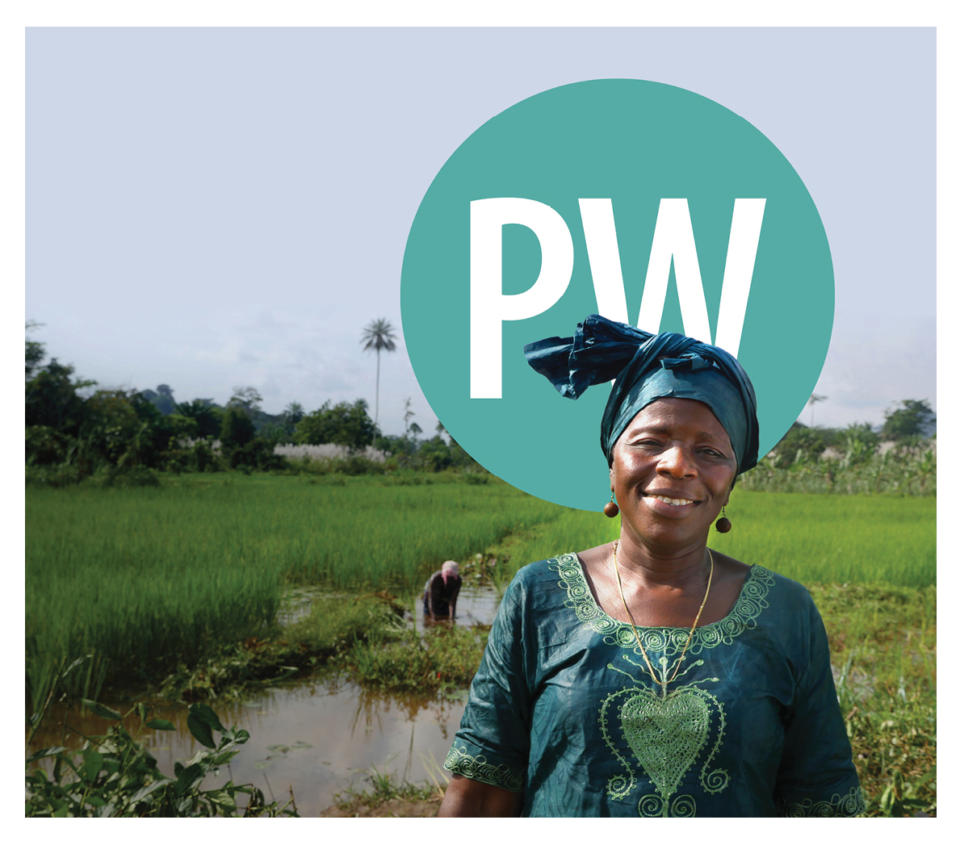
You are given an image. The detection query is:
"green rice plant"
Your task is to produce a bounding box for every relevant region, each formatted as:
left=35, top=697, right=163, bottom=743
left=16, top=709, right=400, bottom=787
left=709, top=491, right=935, bottom=588
left=25, top=474, right=563, bottom=705
left=26, top=474, right=934, bottom=712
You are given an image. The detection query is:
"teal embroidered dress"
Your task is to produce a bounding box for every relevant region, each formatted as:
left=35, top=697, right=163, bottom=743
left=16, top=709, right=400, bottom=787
left=444, top=554, right=864, bottom=817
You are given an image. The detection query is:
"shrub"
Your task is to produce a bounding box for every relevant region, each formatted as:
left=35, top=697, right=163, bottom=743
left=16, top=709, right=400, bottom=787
left=25, top=702, right=297, bottom=817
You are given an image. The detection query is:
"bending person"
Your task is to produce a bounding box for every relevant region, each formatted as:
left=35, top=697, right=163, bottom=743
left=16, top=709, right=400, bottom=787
left=424, top=560, right=462, bottom=622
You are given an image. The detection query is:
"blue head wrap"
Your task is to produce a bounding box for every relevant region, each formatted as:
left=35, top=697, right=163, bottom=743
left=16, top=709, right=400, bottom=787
left=523, top=315, right=759, bottom=474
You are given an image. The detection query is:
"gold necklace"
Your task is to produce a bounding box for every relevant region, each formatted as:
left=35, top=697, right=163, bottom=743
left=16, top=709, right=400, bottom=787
left=612, top=540, right=715, bottom=688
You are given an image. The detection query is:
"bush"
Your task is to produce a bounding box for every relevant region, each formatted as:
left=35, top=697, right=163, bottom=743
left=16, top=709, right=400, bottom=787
left=26, top=426, right=73, bottom=466
left=89, top=465, right=161, bottom=488
left=25, top=463, right=86, bottom=488
left=769, top=423, right=838, bottom=467
left=25, top=702, right=297, bottom=817
left=229, top=440, right=289, bottom=472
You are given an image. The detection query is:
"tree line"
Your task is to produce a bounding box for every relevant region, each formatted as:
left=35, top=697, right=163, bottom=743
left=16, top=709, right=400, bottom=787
left=771, top=398, right=935, bottom=469
left=25, top=331, right=475, bottom=486
left=25, top=325, right=934, bottom=487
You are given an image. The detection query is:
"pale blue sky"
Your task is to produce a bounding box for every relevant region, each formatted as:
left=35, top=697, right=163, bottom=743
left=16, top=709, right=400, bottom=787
left=25, top=27, right=935, bottom=436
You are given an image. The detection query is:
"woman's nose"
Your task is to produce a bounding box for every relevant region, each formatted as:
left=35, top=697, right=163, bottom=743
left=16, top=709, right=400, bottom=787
left=657, top=444, right=696, bottom=477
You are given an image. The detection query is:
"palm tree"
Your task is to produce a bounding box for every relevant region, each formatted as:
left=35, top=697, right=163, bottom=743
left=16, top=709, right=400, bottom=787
left=361, top=318, right=397, bottom=426
left=807, top=393, right=827, bottom=426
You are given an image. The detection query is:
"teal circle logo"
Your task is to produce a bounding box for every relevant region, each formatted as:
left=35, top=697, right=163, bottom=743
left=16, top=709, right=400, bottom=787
left=402, top=79, right=834, bottom=510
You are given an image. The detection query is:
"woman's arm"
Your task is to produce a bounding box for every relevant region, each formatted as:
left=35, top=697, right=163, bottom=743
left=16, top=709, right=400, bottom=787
left=437, top=776, right=521, bottom=817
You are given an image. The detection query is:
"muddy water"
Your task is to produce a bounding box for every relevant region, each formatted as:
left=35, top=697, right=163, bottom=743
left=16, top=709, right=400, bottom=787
left=28, top=585, right=501, bottom=817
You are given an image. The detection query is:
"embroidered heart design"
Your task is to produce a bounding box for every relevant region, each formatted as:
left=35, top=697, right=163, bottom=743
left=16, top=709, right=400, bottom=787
left=620, top=688, right=711, bottom=799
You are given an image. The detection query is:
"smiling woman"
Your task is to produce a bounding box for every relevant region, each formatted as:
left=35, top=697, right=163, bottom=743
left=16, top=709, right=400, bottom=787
left=612, top=400, right=735, bottom=563
left=437, top=315, right=864, bottom=818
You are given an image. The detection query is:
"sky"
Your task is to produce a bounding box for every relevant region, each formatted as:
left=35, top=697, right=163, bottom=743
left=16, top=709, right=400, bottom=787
left=25, top=27, right=935, bottom=437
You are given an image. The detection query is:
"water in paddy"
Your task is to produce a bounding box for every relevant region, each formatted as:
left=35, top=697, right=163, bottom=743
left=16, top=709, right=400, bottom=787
left=27, top=585, right=501, bottom=816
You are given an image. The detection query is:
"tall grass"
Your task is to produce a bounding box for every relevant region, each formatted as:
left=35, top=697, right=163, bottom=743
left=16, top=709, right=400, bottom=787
left=25, top=473, right=562, bottom=705
left=711, top=491, right=935, bottom=587
left=475, top=490, right=935, bottom=591
left=26, top=475, right=934, bottom=711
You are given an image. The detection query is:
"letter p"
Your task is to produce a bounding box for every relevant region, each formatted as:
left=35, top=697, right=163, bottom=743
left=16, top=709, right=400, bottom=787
left=470, top=198, right=573, bottom=398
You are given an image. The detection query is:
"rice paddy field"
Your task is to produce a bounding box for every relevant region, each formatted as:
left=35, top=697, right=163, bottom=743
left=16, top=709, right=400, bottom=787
left=25, top=472, right=936, bottom=815
left=26, top=475, right=934, bottom=696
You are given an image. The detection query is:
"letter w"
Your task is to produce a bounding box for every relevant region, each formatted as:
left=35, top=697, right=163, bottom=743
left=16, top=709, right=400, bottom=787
left=580, top=198, right=765, bottom=357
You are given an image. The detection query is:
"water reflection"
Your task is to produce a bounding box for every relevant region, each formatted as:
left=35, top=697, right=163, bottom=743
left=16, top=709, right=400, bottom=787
left=28, top=585, right=502, bottom=816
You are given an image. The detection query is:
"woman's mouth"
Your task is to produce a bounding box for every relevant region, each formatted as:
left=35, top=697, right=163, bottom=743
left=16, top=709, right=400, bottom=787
left=648, top=494, right=695, bottom=507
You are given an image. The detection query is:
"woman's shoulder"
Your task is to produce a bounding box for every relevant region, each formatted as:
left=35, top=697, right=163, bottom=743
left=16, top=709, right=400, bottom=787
left=509, top=552, right=581, bottom=586
left=757, top=565, right=817, bottom=603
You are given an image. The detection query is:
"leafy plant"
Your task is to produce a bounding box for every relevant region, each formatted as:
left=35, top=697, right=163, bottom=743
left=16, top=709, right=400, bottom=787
left=25, top=701, right=298, bottom=817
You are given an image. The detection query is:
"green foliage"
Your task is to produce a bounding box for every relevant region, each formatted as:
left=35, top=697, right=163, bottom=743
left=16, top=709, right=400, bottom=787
left=374, top=433, right=416, bottom=458
left=161, top=593, right=406, bottom=702
left=345, top=623, right=488, bottom=699
left=25, top=702, right=297, bottom=816
left=709, top=491, right=934, bottom=587
left=840, top=422, right=880, bottom=467
left=176, top=399, right=223, bottom=439
left=768, top=422, right=839, bottom=467
left=25, top=357, right=93, bottom=435
left=228, top=386, right=264, bottom=412
left=294, top=399, right=378, bottom=451
left=740, top=445, right=935, bottom=495
left=25, top=474, right=563, bottom=707
left=139, top=384, right=177, bottom=416
left=26, top=320, right=46, bottom=377
left=811, top=583, right=936, bottom=817
left=25, top=462, right=88, bottom=488
left=228, top=438, right=288, bottom=471
left=329, top=769, right=441, bottom=816
left=371, top=431, right=480, bottom=473
left=220, top=405, right=256, bottom=450
left=360, top=319, right=398, bottom=355
left=79, top=389, right=143, bottom=464
left=25, top=425, right=72, bottom=466
left=187, top=440, right=220, bottom=472
left=88, top=464, right=162, bottom=488
left=882, top=398, right=936, bottom=440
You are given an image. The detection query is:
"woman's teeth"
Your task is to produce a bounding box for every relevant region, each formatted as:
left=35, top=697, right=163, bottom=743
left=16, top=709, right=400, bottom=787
left=651, top=495, right=694, bottom=506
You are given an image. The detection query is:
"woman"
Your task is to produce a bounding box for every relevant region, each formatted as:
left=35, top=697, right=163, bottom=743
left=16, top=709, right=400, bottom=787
left=424, top=560, right=462, bottom=621
left=438, top=315, right=863, bottom=817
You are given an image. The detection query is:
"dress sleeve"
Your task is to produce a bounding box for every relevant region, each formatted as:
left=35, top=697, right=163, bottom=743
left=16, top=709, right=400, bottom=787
left=774, top=595, right=865, bottom=816
left=442, top=572, right=532, bottom=793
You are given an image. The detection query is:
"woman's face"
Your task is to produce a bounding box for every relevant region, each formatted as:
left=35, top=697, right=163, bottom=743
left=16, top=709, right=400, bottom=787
left=610, top=398, right=737, bottom=552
